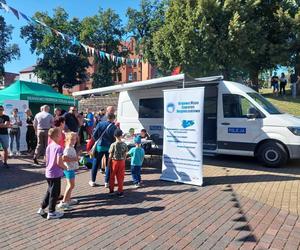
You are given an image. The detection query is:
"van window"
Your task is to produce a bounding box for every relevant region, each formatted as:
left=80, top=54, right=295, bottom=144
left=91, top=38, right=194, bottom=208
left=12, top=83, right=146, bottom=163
left=139, top=98, right=163, bottom=118
left=223, top=94, right=261, bottom=118
left=248, top=92, right=283, bottom=114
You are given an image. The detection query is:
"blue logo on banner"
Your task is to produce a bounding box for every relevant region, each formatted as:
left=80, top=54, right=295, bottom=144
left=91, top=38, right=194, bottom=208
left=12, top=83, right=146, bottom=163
left=166, top=103, right=175, bottom=113
left=182, top=120, right=195, bottom=128
left=228, top=127, right=246, bottom=134
left=150, top=125, right=162, bottom=131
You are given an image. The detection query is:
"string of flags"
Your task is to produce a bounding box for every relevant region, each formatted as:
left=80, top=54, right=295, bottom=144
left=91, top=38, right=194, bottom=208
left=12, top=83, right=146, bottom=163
left=0, top=2, right=141, bottom=66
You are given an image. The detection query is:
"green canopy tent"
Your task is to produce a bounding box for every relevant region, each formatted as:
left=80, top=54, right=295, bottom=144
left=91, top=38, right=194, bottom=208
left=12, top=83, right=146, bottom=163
left=0, top=80, right=77, bottom=114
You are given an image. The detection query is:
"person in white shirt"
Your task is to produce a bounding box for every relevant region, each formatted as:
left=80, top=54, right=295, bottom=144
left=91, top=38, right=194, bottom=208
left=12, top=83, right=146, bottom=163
left=9, top=108, right=22, bottom=156
left=58, top=132, right=79, bottom=210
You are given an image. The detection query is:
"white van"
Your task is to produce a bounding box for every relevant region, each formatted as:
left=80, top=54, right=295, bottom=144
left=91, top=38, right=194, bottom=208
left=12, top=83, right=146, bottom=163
left=74, top=74, right=300, bottom=167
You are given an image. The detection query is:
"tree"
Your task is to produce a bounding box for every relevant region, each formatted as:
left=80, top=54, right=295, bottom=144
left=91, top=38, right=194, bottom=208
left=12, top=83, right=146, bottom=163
left=80, top=8, right=125, bottom=88
left=0, top=0, right=20, bottom=78
left=126, top=0, right=167, bottom=65
left=150, top=0, right=295, bottom=88
left=20, top=8, right=89, bottom=93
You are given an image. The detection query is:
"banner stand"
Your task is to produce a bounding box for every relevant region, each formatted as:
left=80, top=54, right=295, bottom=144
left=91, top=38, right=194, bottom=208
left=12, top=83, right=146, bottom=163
left=160, top=87, right=205, bottom=186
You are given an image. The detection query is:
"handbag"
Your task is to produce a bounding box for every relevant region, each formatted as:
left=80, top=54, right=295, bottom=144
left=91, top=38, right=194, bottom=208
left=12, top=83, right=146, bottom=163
left=89, top=123, right=113, bottom=158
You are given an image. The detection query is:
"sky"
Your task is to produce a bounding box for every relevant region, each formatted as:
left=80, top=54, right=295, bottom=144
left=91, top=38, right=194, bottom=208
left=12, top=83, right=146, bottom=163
left=1, top=0, right=141, bottom=73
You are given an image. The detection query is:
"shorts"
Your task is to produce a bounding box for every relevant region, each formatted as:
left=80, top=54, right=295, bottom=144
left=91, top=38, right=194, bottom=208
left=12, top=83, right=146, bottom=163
left=64, top=170, right=76, bottom=179
left=273, top=83, right=279, bottom=90
left=0, top=134, right=9, bottom=149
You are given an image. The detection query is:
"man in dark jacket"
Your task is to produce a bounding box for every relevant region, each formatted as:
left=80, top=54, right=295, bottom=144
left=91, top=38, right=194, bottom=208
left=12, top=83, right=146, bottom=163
left=89, top=113, right=117, bottom=187
left=64, top=106, right=79, bottom=132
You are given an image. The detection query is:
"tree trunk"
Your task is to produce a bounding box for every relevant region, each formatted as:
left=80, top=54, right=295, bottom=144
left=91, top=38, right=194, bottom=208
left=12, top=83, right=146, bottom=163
left=58, top=83, right=63, bottom=93
left=250, top=69, right=259, bottom=92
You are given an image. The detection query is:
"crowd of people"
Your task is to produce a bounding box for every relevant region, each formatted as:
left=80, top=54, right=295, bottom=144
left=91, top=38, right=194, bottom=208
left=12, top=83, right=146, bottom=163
left=271, top=71, right=300, bottom=98
left=0, top=103, right=149, bottom=220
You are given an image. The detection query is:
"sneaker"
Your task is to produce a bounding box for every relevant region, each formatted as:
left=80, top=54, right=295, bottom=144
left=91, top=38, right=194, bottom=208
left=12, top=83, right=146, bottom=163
left=9, top=152, right=14, bottom=157
left=37, top=208, right=46, bottom=216
left=16, top=151, right=21, bottom=156
left=134, top=183, right=140, bottom=188
left=89, top=181, right=96, bottom=187
left=47, top=211, right=64, bottom=220
left=104, top=182, right=109, bottom=188
left=69, top=199, right=79, bottom=205
left=57, top=202, right=72, bottom=211
left=117, top=192, right=124, bottom=198
left=3, top=163, right=9, bottom=169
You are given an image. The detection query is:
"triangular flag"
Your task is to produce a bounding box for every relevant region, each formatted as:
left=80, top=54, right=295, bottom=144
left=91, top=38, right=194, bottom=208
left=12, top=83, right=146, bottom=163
left=81, top=43, right=88, bottom=52
left=53, top=29, right=60, bottom=36
left=122, top=58, right=126, bottom=64
left=105, top=53, right=110, bottom=60
left=100, top=51, right=105, bottom=59
left=9, top=6, right=19, bottom=19
left=35, top=19, right=48, bottom=27
left=0, top=2, right=10, bottom=12
left=20, top=12, right=30, bottom=22
left=90, top=47, right=95, bottom=56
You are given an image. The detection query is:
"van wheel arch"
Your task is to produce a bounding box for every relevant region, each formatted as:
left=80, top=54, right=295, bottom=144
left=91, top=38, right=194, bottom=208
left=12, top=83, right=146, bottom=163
left=255, top=139, right=289, bottom=167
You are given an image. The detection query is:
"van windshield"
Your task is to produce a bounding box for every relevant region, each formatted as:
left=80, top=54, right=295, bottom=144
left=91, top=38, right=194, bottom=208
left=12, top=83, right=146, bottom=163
left=248, top=92, right=283, bottom=114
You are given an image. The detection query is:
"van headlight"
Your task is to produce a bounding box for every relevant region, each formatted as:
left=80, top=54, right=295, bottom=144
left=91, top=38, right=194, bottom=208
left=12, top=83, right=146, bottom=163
left=288, top=127, right=300, bottom=136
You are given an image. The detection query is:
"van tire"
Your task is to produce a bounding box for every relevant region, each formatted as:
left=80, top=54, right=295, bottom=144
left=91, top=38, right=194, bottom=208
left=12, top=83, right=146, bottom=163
left=257, top=141, right=288, bottom=167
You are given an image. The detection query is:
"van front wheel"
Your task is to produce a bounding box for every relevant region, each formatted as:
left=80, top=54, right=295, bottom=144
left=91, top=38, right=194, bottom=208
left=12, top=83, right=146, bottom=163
left=257, top=141, right=288, bottom=167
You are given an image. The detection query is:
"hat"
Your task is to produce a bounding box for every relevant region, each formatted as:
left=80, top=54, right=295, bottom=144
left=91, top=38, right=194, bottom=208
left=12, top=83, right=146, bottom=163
left=114, top=128, right=123, bottom=137
left=134, top=136, right=142, bottom=144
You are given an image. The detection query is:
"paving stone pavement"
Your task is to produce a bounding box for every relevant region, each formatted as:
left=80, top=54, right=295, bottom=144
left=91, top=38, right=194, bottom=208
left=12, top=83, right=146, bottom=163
left=0, top=155, right=300, bottom=249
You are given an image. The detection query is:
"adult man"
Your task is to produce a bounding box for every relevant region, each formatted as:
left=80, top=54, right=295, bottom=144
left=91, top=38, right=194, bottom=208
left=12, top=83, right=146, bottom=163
left=54, top=107, right=62, bottom=118
left=290, top=71, right=298, bottom=99
left=33, top=105, right=54, bottom=165
left=96, top=108, right=106, bottom=125
left=85, top=108, right=94, bottom=139
left=101, top=106, right=115, bottom=122
left=0, top=105, right=11, bottom=168
left=64, top=106, right=79, bottom=133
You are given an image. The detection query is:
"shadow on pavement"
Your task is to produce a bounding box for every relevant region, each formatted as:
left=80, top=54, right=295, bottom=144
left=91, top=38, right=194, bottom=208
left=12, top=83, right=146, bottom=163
left=0, top=164, right=44, bottom=192
left=204, top=155, right=300, bottom=175
left=204, top=173, right=300, bottom=186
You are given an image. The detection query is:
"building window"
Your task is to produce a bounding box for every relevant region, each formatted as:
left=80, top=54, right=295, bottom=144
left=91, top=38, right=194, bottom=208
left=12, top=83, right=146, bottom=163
left=139, top=98, right=164, bottom=118
left=112, top=73, right=117, bottom=82
left=29, top=74, right=32, bottom=80
left=133, top=72, right=137, bottom=81
left=118, top=73, right=122, bottom=82
left=128, top=73, right=133, bottom=82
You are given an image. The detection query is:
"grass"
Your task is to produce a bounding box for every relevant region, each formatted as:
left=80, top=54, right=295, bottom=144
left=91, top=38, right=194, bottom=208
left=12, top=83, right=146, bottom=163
left=261, top=87, right=300, bottom=116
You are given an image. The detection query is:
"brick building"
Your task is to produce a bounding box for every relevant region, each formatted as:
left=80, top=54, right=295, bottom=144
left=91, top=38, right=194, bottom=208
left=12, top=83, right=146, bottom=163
left=0, top=72, right=19, bottom=89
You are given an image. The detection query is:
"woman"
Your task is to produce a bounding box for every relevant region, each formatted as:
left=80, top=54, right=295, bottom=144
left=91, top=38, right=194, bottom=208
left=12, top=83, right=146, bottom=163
left=279, top=72, right=287, bottom=97
left=48, top=116, right=66, bottom=148
left=25, top=109, right=37, bottom=154
left=9, top=108, right=22, bottom=156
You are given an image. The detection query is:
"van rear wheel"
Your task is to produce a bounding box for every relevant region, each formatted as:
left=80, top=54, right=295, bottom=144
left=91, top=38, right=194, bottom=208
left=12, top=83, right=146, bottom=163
left=257, top=141, right=288, bottom=167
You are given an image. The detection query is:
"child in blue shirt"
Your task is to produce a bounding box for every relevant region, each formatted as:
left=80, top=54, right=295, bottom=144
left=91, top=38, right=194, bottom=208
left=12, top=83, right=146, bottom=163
left=128, top=136, right=145, bottom=187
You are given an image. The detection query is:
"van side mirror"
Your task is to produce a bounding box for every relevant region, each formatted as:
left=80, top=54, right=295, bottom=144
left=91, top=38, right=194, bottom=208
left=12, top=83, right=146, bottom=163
left=247, top=107, right=259, bottom=119
left=246, top=113, right=257, bottom=119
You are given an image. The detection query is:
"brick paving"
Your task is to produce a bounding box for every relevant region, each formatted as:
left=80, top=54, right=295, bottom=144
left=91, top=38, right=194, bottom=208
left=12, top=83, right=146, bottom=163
left=0, top=155, right=300, bottom=249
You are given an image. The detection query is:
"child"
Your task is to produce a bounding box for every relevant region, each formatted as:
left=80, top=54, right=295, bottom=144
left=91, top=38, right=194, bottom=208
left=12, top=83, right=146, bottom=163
left=58, top=132, right=80, bottom=210
left=37, top=127, right=66, bottom=220
left=128, top=136, right=145, bottom=188
left=108, top=129, right=128, bottom=197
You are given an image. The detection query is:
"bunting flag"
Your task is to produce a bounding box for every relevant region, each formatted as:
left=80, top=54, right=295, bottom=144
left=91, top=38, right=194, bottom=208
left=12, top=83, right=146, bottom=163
left=20, top=12, right=30, bottom=22
left=0, top=2, right=10, bottom=12
left=0, top=1, right=142, bottom=66
left=9, top=6, right=19, bottom=19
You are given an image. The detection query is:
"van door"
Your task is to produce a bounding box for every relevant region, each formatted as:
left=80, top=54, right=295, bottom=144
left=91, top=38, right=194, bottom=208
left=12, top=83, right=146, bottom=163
left=203, top=86, right=218, bottom=150
left=218, top=93, right=264, bottom=154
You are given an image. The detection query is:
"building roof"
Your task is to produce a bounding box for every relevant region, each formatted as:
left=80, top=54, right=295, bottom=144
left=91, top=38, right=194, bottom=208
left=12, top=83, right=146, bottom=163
left=72, top=74, right=223, bottom=97
left=19, top=65, right=36, bottom=73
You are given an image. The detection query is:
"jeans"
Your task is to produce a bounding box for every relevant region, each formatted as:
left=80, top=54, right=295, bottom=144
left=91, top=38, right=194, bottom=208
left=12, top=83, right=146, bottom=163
left=91, top=151, right=110, bottom=183
left=9, top=128, right=20, bottom=152
left=41, top=177, right=61, bottom=213
left=131, top=165, right=142, bottom=184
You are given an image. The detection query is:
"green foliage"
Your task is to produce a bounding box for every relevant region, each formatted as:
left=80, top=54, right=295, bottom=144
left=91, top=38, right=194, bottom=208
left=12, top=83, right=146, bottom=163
left=0, top=7, right=20, bottom=77
left=126, top=0, right=167, bottom=65
left=20, top=7, right=89, bottom=93
left=80, top=8, right=125, bottom=88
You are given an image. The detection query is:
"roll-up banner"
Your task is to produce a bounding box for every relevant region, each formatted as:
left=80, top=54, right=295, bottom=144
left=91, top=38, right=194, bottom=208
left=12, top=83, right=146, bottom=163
left=161, top=87, right=204, bottom=186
